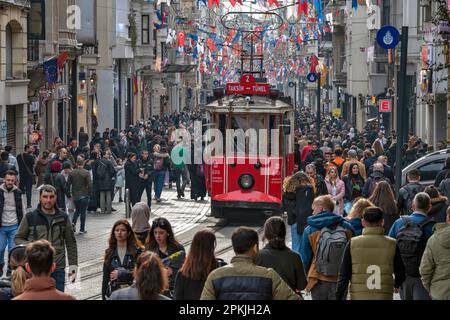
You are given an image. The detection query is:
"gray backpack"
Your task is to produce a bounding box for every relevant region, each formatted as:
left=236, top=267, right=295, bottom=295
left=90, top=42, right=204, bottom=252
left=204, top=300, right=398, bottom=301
left=315, top=224, right=348, bottom=276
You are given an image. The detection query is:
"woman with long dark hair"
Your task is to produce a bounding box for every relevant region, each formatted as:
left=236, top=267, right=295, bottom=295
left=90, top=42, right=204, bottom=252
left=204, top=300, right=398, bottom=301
left=256, top=217, right=306, bottom=295
left=145, top=217, right=185, bottom=295
left=102, top=220, right=144, bottom=300
left=124, top=153, right=141, bottom=208
left=368, top=181, right=399, bottom=235
left=110, top=252, right=170, bottom=300
left=342, top=163, right=365, bottom=214
left=174, top=230, right=226, bottom=300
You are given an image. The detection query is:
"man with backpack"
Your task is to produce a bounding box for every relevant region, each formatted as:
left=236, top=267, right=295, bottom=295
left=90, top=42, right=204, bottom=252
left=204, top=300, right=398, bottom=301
left=398, top=169, right=424, bottom=215
left=389, top=192, right=436, bottom=300
left=300, top=195, right=355, bottom=300
left=336, top=207, right=406, bottom=300
left=362, top=162, right=391, bottom=198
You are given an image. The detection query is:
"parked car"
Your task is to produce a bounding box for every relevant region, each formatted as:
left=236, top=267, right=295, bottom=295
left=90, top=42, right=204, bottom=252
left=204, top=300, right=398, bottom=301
left=402, top=149, right=450, bottom=186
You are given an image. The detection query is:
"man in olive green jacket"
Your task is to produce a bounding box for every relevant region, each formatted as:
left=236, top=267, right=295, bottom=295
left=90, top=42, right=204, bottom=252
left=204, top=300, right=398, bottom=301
left=419, top=209, right=450, bottom=300
left=201, top=227, right=300, bottom=300
left=15, top=185, right=77, bottom=292
left=336, top=207, right=406, bottom=300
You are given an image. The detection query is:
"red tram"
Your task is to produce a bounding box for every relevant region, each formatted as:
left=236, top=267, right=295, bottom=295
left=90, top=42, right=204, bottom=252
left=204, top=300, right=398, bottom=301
left=205, top=84, right=295, bottom=219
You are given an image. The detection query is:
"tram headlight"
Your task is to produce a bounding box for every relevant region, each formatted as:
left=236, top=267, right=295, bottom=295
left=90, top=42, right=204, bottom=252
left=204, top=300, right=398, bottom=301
left=239, top=174, right=254, bottom=190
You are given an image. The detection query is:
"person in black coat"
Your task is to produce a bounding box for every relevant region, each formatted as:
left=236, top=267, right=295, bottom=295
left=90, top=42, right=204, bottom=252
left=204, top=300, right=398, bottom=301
left=342, top=163, right=365, bottom=204
left=174, top=230, right=226, bottom=300
left=424, top=186, right=449, bottom=223
left=434, top=156, right=450, bottom=187
left=256, top=217, right=306, bottom=295
left=124, top=153, right=142, bottom=208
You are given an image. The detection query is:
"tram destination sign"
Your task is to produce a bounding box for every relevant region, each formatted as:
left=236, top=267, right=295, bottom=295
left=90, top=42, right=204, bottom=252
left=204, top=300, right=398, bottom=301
left=226, top=75, right=269, bottom=95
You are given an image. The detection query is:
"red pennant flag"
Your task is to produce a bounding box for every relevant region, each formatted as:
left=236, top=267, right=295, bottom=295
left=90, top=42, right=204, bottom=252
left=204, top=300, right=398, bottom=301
left=297, top=0, right=308, bottom=17
left=310, top=55, right=319, bottom=73
left=225, top=30, right=236, bottom=44
left=229, top=0, right=236, bottom=6
left=267, top=0, right=279, bottom=7
left=57, top=51, right=69, bottom=70
left=178, top=32, right=186, bottom=47
left=208, top=0, right=220, bottom=8
left=207, top=38, right=217, bottom=52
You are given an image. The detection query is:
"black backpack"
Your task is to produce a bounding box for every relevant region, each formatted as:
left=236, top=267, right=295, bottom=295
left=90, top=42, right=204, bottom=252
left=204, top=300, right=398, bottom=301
left=96, top=160, right=108, bottom=178
left=402, top=185, right=425, bottom=215
left=396, top=216, right=433, bottom=277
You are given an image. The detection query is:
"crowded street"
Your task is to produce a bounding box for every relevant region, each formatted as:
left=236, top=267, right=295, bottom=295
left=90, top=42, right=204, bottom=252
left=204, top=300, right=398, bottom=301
left=0, top=0, right=449, bottom=306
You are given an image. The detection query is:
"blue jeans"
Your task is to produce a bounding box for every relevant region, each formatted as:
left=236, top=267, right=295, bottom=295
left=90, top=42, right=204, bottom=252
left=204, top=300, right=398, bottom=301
left=51, top=268, right=66, bottom=292
left=290, top=223, right=302, bottom=254
left=0, top=224, right=19, bottom=266
left=154, top=171, right=166, bottom=199
left=72, top=197, right=89, bottom=232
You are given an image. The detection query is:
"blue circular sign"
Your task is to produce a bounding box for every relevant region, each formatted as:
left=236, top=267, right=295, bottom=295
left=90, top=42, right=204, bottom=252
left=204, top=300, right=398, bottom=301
left=288, top=81, right=295, bottom=88
left=377, top=25, right=400, bottom=49
left=307, top=73, right=318, bottom=83
left=213, top=80, right=220, bottom=86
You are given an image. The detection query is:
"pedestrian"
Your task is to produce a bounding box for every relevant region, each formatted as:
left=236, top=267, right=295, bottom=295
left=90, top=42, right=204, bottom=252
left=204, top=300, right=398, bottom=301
left=189, top=163, right=206, bottom=201
left=66, top=157, right=92, bottom=234
left=78, top=127, right=89, bottom=149
left=43, top=161, right=71, bottom=213
left=0, top=171, right=24, bottom=278
left=362, top=162, right=391, bottom=198
left=201, top=227, right=300, bottom=300
left=0, top=245, right=28, bottom=300
left=300, top=195, right=355, bottom=300
left=368, top=181, right=399, bottom=235
left=114, top=158, right=125, bottom=203
left=93, top=151, right=116, bottom=215
left=389, top=193, right=436, bottom=300
left=17, top=144, right=35, bottom=209
left=324, top=166, right=345, bottom=216
left=145, top=217, right=185, bottom=295
left=346, top=198, right=374, bottom=236
left=424, top=186, right=449, bottom=223
left=131, top=202, right=151, bottom=245
left=174, top=230, right=226, bottom=300
left=336, top=207, right=406, bottom=300
left=152, top=144, right=170, bottom=203
left=13, top=240, right=76, bottom=300
left=102, top=219, right=144, bottom=300
left=282, top=172, right=314, bottom=253
left=342, top=163, right=365, bottom=214
left=125, top=153, right=141, bottom=209
left=438, top=171, right=450, bottom=199
left=4, top=146, right=19, bottom=176
left=34, top=151, right=50, bottom=187
left=15, top=185, right=78, bottom=292
left=0, top=152, right=17, bottom=179
left=398, top=169, right=424, bottom=215
left=110, top=251, right=171, bottom=300
left=137, top=150, right=153, bottom=208
left=171, top=142, right=189, bottom=199
left=419, top=207, right=450, bottom=300
left=256, top=216, right=307, bottom=295
left=434, top=156, right=450, bottom=187
left=305, top=163, right=328, bottom=196
left=341, top=149, right=366, bottom=179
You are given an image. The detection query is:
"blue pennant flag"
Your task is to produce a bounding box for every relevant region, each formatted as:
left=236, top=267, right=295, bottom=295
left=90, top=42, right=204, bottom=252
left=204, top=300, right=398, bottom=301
left=43, top=57, right=58, bottom=84
left=232, top=31, right=241, bottom=44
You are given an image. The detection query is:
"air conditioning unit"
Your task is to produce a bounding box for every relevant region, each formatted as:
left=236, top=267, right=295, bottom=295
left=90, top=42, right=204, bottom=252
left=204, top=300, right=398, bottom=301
left=420, top=0, right=431, bottom=7
left=367, top=5, right=381, bottom=30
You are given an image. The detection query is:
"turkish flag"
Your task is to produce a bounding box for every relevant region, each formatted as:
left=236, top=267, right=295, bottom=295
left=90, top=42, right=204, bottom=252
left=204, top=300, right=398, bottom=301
left=178, top=32, right=186, bottom=47
left=207, top=38, right=217, bottom=52
left=267, top=0, right=279, bottom=7
left=297, top=0, right=308, bottom=17
left=208, top=0, right=220, bottom=8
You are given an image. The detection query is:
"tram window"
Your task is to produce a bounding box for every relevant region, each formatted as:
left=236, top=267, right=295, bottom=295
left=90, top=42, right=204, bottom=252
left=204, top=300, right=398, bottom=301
left=232, top=116, right=248, bottom=130
left=248, top=116, right=265, bottom=130
left=219, top=114, right=226, bottom=135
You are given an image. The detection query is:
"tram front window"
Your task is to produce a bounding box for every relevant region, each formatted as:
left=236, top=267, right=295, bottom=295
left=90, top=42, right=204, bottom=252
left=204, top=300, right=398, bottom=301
left=229, top=115, right=266, bottom=156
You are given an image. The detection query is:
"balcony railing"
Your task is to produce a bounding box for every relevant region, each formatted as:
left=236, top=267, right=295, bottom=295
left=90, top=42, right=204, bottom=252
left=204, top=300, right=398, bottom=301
left=82, top=43, right=99, bottom=56
left=27, top=39, right=40, bottom=62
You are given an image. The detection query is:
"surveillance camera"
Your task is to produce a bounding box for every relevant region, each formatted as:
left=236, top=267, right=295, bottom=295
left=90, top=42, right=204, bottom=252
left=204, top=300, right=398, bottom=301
left=245, top=96, right=251, bottom=102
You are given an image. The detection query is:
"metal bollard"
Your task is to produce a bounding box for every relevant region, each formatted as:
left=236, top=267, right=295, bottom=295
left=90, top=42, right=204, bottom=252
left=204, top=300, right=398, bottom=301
left=125, top=189, right=130, bottom=218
